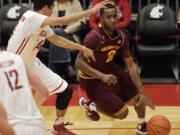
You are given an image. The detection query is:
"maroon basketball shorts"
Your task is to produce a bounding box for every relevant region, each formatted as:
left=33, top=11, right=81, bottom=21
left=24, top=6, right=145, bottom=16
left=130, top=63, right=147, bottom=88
left=80, top=67, right=139, bottom=115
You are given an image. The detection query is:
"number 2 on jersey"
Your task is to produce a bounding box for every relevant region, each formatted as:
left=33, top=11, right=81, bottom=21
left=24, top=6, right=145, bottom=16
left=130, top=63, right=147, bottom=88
left=4, top=69, right=23, bottom=91
left=106, top=50, right=117, bottom=63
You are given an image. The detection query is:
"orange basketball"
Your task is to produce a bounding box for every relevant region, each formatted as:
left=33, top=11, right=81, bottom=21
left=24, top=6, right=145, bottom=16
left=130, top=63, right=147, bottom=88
left=147, top=115, right=171, bottom=135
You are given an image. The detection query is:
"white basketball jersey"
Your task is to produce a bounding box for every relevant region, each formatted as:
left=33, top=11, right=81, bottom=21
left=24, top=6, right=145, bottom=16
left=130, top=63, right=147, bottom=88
left=7, top=10, right=54, bottom=67
left=0, top=52, right=44, bottom=126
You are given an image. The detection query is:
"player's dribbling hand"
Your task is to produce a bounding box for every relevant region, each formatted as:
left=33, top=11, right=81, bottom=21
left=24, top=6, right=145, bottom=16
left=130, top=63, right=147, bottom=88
left=90, top=0, right=110, bottom=14
left=101, top=74, right=117, bottom=86
left=136, top=92, right=155, bottom=110
left=81, top=46, right=96, bottom=63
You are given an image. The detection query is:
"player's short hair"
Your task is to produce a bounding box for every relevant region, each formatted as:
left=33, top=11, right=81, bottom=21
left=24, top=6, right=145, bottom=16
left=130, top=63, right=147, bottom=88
left=33, top=0, right=55, bottom=11
left=100, top=3, right=116, bottom=16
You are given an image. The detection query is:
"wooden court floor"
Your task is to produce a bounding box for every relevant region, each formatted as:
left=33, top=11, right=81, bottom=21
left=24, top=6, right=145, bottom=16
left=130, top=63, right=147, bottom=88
left=41, top=84, right=180, bottom=135
left=41, top=106, right=180, bottom=135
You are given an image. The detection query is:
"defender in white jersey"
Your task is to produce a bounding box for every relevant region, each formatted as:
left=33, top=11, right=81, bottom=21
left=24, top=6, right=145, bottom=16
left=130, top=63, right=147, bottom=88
left=7, top=0, right=109, bottom=135
left=0, top=50, right=49, bottom=135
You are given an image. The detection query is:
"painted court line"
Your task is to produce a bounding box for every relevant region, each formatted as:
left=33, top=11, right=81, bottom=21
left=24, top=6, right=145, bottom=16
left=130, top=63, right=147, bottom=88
left=47, top=127, right=180, bottom=131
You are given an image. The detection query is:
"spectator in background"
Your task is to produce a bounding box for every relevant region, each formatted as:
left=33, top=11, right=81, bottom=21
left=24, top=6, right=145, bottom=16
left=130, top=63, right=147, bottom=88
left=48, top=0, right=86, bottom=83
left=89, top=0, right=131, bottom=30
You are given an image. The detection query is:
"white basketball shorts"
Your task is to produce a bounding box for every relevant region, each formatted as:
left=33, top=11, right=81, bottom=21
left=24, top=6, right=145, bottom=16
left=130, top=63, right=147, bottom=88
left=32, top=57, right=68, bottom=95
left=13, top=123, right=46, bottom=135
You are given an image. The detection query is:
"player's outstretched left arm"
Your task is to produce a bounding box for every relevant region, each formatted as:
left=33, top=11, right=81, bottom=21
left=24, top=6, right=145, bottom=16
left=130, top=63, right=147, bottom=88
left=0, top=103, right=15, bottom=135
left=47, top=34, right=96, bottom=62
left=42, top=0, right=109, bottom=27
left=123, top=57, right=155, bottom=110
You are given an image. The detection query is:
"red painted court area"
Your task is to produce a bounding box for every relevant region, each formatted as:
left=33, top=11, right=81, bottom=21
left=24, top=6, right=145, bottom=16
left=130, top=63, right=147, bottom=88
left=43, top=84, right=180, bottom=106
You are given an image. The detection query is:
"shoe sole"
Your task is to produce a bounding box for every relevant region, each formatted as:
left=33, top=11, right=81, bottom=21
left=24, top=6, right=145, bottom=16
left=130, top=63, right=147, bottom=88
left=136, top=129, right=148, bottom=135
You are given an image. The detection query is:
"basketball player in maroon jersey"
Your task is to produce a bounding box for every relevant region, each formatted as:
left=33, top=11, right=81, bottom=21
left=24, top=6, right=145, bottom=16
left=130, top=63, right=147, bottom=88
left=76, top=3, right=155, bottom=135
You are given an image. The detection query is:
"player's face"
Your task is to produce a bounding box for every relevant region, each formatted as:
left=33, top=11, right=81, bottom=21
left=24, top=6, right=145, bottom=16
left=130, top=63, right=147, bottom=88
left=101, top=8, right=118, bottom=31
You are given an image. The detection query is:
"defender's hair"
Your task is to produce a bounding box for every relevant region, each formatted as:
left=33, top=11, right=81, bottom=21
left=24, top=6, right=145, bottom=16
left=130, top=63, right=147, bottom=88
left=33, top=0, right=55, bottom=11
left=100, top=3, right=116, bottom=16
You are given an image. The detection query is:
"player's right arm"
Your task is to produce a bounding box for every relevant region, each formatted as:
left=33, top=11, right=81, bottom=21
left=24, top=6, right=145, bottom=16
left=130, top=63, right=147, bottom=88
left=42, top=0, right=109, bottom=27
left=47, top=34, right=96, bottom=62
left=25, top=65, right=49, bottom=105
left=0, top=103, right=15, bottom=135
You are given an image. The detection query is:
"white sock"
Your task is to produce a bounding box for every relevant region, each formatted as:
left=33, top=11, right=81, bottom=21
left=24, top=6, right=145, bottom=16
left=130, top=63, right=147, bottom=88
left=54, top=117, right=64, bottom=125
left=138, top=118, right=145, bottom=124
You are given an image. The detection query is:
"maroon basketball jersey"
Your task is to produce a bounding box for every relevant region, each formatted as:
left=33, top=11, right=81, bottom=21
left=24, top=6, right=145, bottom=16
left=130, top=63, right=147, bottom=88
left=80, top=27, right=131, bottom=79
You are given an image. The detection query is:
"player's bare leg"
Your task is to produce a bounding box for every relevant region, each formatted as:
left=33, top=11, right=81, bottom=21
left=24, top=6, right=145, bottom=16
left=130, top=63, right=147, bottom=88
left=50, top=86, right=77, bottom=135
left=134, top=100, right=148, bottom=135
left=55, top=109, right=66, bottom=125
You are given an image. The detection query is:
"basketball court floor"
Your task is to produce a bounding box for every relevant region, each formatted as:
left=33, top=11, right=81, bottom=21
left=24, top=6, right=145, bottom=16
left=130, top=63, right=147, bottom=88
left=40, top=84, right=180, bottom=135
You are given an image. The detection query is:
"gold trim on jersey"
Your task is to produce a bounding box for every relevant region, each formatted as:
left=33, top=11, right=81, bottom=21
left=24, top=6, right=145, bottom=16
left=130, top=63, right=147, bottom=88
left=91, top=28, right=125, bottom=53
left=101, top=45, right=120, bottom=52
left=114, top=104, right=128, bottom=116
left=102, top=27, right=120, bottom=40
left=126, top=92, right=140, bottom=105
left=79, top=70, right=96, bottom=79
left=114, top=92, right=140, bottom=116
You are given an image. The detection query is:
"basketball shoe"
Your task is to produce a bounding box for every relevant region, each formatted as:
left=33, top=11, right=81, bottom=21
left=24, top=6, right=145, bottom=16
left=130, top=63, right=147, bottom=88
left=136, top=122, right=148, bottom=135
left=79, top=97, right=100, bottom=121
left=49, top=123, right=77, bottom=135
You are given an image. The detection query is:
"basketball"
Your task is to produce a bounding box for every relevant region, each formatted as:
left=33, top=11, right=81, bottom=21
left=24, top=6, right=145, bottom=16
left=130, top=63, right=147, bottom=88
left=147, top=115, right=171, bottom=135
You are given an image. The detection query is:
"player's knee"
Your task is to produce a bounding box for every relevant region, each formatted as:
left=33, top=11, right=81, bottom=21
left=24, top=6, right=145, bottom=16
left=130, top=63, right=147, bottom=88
left=56, top=85, right=73, bottom=110
left=114, top=108, right=129, bottom=120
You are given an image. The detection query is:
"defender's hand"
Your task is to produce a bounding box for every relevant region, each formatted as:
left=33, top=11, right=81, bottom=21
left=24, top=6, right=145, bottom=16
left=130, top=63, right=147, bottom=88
left=90, top=0, right=110, bottom=14
left=81, top=46, right=96, bottom=63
